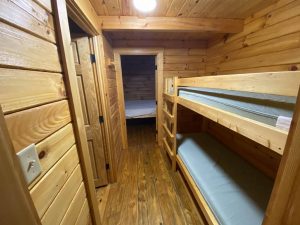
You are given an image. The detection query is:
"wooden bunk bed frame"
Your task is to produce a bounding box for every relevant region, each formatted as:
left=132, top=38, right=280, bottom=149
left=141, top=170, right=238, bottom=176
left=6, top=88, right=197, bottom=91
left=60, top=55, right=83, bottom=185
left=162, top=71, right=300, bottom=225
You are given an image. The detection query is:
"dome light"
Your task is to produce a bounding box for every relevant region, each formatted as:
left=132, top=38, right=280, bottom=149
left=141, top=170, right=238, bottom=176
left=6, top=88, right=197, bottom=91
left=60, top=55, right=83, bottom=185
left=133, top=0, right=157, bottom=13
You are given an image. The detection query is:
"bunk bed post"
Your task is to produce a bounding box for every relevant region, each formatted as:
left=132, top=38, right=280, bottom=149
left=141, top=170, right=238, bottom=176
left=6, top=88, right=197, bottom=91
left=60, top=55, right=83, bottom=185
left=171, top=76, right=178, bottom=171
left=263, top=86, right=300, bottom=225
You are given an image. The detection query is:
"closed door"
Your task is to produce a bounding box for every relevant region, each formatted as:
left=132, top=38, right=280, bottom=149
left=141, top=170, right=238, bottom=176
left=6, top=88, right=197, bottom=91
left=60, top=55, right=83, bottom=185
left=71, top=37, right=108, bottom=187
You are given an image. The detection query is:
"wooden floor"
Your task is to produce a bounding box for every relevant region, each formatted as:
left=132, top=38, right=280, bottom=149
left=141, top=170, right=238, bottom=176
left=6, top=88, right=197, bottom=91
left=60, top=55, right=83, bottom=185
left=96, top=122, right=205, bottom=225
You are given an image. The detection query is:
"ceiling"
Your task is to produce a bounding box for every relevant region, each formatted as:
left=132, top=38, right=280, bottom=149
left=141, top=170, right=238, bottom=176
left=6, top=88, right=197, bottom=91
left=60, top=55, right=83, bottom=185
left=90, top=0, right=276, bottom=19
left=93, top=0, right=278, bottom=48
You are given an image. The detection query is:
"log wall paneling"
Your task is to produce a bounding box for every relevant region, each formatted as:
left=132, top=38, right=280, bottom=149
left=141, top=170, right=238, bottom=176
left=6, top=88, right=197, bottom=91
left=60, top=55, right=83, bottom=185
left=98, top=34, right=124, bottom=182
left=0, top=0, right=55, bottom=43
left=75, top=199, right=91, bottom=225
left=29, top=124, right=76, bottom=189
left=0, top=0, right=97, bottom=224
left=0, top=69, right=66, bottom=114
left=5, top=100, right=71, bottom=152
left=164, top=48, right=206, bottom=77
left=122, top=55, right=156, bottom=100
left=0, top=21, right=61, bottom=72
left=60, top=185, right=87, bottom=225
left=206, top=0, right=300, bottom=75
left=40, top=166, right=83, bottom=225
left=30, top=145, right=79, bottom=218
left=0, top=108, right=41, bottom=225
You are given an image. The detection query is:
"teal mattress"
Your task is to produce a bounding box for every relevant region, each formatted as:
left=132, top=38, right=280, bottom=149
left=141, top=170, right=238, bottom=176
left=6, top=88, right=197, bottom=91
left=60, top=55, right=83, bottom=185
left=177, top=133, right=273, bottom=225
left=178, top=87, right=295, bottom=127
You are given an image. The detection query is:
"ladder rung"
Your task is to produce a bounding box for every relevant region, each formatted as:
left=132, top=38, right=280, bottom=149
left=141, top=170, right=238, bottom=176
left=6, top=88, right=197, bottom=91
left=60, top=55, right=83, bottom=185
left=163, top=138, right=174, bottom=157
left=163, top=123, right=174, bottom=139
left=163, top=93, right=175, bottom=103
left=163, top=109, right=174, bottom=122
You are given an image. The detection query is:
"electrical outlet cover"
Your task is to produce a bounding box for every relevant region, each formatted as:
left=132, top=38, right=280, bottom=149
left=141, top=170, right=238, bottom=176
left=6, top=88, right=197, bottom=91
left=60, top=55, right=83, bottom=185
left=17, top=144, right=42, bottom=185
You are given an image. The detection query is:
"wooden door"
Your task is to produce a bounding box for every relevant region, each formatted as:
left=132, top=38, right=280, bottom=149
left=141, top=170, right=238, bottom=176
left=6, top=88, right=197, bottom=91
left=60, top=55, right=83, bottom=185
left=71, top=37, right=108, bottom=187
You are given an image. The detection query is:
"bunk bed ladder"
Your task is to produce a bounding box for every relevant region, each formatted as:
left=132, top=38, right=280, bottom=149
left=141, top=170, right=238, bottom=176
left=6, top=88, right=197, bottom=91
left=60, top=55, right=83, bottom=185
left=162, top=77, right=178, bottom=171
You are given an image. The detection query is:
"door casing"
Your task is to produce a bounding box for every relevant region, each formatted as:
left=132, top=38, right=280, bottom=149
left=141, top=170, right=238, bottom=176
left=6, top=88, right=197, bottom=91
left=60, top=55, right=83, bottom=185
left=114, top=48, right=164, bottom=146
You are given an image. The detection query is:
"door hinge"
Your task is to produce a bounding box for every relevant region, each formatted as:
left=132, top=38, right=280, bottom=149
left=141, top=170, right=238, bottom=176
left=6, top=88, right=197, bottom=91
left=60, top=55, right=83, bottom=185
left=90, top=54, right=96, bottom=63
left=99, top=115, right=104, bottom=124
left=156, top=100, right=157, bottom=105
left=106, top=163, right=110, bottom=170
left=155, top=65, right=157, bottom=70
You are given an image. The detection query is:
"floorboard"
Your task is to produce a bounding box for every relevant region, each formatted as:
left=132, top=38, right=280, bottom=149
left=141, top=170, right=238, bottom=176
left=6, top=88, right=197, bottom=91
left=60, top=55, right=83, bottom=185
left=97, top=122, right=205, bottom=225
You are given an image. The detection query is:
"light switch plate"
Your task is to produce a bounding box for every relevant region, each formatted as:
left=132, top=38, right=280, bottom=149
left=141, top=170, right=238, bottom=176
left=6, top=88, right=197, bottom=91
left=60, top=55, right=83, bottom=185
left=17, top=144, right=42, bottom=185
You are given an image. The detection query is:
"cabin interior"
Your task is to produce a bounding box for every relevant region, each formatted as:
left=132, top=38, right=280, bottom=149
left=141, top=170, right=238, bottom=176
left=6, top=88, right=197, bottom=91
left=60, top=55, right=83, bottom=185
left=1, top=0, right=300, bottom=225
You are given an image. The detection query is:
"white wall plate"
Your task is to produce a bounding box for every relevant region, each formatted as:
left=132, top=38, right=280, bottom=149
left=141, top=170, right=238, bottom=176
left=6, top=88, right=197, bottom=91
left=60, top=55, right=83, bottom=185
left=17, top=144, right=42, bottom=185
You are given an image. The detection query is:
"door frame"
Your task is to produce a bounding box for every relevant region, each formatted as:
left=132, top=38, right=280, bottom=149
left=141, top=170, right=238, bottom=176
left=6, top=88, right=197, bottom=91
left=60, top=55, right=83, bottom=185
left=114, top=48, right=164, bottom=147
left=54, top=1, right=102, bottom=224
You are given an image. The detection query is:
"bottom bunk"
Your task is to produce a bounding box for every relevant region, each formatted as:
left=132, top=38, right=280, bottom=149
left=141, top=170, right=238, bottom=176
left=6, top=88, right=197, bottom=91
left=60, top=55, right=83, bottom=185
left=125, top=100, right=156, bottom=119
left=177, top=132, right=274, bottom=225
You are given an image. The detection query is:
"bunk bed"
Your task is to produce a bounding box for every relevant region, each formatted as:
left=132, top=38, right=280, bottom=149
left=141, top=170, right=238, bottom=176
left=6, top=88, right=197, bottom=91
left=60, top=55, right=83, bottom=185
left=125, top=99, right=156, bottom=119
left=162, top=72, right=300, bottom=225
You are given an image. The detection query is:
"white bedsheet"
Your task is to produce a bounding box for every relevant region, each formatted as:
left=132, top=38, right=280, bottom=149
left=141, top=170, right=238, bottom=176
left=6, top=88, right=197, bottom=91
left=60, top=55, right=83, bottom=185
left=125, top=100, right=156, bottom=119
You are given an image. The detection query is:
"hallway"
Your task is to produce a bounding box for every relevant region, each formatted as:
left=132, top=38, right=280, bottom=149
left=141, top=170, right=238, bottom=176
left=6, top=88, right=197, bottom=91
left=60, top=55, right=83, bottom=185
left=97, top=122, right=205, bottom=225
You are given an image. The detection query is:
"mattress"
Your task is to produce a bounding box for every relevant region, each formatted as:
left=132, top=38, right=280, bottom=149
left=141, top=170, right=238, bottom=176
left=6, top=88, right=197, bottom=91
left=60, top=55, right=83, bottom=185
left=178, top=87, right=296, bottom=131
left=177, top=133, right=273, bottom=225
left=125, top=100, right=156, bottom=119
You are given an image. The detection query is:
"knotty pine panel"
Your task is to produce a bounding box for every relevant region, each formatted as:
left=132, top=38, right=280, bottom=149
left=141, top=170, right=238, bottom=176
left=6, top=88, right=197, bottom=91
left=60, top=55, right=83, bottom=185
left=0, top=2, right=91, bottom=224
left=164, top=48, right=206, bottom=77
left=206, top=0, right=300, bottom=75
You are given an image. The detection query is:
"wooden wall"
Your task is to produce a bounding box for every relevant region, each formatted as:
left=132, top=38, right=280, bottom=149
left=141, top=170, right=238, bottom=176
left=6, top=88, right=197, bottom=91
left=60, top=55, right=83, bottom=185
left=206, top=0, right=300, bottom=75
left=0, top=1, right=91, bottom=224
left=122, top=55, right=156, bottom=100
left=164, top=48, right=206, bottom=77
left=101, top=35, right=123, bottom=180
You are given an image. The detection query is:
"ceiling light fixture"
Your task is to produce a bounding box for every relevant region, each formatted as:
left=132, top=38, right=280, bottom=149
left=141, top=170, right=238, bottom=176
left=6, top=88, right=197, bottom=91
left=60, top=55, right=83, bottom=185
left=133, top=0, right=157, bottom=13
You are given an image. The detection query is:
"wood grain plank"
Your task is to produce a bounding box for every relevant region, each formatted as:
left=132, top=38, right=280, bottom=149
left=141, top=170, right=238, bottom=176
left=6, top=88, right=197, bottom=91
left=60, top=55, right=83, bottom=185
left=29, top=124, right=76, bottom=189
left=99, top=16, right=244, bottom=33
left=30, top=145, right=79, bottom=218
left=41, top=165, right=83, bottom=225
left=0, top=107, right=41, bottom=225
left=75, top=199, right=91, bottom=225
left=178, top=71, right=300, bottom=96
left=0, top=69, right=66, bottom=114
left=60, top=183, right=87, bottom=225
left=34, top=0, right=52, bottom=12
left=0, top=21, right=61, bottom=72
left=0, top=0, right=55, bottom=43
left=5, top=100, right=71, bottom=152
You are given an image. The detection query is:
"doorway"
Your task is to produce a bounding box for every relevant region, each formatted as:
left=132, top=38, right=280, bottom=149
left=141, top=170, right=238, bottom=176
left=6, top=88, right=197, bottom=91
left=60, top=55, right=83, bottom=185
left=121, top=55, right=156, bottom=129
left=114, top=49, right=164, bottom=145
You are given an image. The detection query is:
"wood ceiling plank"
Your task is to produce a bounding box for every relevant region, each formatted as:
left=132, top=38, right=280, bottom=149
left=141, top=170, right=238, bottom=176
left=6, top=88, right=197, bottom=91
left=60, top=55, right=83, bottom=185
left=89, top=0, right=108, bottom=15
left=177, top=0, right=201, bottom=17
left=166, top=0, right=187, bottom=16
left=154, top=0, right=174, bottom=16
left=99, top=16, right=244, bottom=33
left=103, top=0, right=122, bottom=16
left=92, top=0, right=278, bottom=19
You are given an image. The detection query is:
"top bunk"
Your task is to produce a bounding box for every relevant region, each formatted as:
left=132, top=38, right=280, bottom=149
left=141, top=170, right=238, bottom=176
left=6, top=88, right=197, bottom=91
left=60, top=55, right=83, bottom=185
left=170, top=72, right=300, bottom=155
